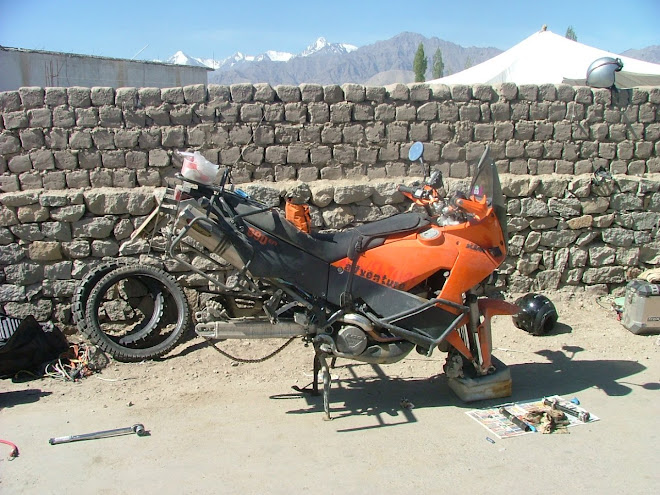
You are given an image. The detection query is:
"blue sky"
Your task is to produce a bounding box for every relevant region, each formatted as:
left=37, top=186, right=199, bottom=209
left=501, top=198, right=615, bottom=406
left=1, top=0, right=658, bottom=62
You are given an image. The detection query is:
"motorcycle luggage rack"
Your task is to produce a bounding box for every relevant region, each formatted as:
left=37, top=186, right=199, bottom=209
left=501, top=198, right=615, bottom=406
left=366, top=297, right=469, bottom=357
left=167, top=215, right=262, bottom=296
left=175, top=173, right=272, bottom=215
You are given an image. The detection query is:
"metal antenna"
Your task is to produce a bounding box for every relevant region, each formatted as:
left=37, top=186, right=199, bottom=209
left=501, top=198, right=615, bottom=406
left=131, top=44, right=149, bottom=60
left=420, top=155, right=428, bottom=179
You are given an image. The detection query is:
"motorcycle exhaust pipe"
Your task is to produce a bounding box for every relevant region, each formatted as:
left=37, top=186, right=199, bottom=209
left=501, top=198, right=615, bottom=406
left=176, top=205, right=247, bottom=270
left=195, top=320, right=308, bottom=340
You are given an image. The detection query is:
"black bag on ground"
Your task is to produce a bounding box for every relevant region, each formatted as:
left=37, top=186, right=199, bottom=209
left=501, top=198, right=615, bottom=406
left=0, top=315, right=69, bottom=378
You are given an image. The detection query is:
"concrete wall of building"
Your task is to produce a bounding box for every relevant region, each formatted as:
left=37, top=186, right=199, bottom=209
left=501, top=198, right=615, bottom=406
left=0, top=48, right=209, bottom=90
left=0, top=82, right=658, bottom=328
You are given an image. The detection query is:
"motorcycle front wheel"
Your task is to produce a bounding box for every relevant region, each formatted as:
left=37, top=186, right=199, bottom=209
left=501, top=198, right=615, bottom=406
left=83, top=264, right=190, bottom=361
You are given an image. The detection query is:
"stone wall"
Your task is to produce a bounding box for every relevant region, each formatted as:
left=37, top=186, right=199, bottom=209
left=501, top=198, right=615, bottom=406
left=0, top=82, right=659, bottom=328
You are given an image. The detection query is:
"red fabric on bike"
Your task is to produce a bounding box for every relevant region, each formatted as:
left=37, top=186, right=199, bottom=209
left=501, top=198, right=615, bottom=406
left=285, top=199, right=312, bottom=234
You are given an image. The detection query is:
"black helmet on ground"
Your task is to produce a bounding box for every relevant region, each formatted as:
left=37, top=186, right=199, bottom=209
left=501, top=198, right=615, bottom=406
left=512, top=293, right=558, bottom=336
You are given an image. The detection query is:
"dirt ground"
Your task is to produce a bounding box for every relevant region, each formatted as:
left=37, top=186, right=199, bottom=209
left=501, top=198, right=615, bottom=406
left=1, top=290, right=659, bottom=494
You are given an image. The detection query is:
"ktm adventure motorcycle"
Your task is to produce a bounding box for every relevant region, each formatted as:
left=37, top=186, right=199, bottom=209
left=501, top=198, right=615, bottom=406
left=74, top=143, right=518, bottom=419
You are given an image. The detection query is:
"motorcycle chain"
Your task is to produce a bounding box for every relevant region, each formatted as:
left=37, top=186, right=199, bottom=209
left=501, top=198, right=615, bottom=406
left=203, top=336, right=296, bottom=363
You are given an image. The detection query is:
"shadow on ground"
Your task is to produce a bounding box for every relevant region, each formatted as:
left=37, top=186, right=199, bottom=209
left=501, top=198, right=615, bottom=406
left=0, top=389, right=52, bottom=409
left=271, top=347, right=651, bottom=431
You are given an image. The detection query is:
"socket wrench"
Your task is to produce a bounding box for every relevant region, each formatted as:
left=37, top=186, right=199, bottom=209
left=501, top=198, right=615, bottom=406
left=49, top=424, right=147, bottom=445
left=543, top=398, right=590, bottom=422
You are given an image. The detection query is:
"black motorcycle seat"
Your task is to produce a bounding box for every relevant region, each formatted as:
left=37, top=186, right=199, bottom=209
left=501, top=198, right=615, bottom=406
left=242, top=208, right=429, bottom=263
left=354, top=212, right=428, bottom=238
left=253, top=213, right=354, bottom=262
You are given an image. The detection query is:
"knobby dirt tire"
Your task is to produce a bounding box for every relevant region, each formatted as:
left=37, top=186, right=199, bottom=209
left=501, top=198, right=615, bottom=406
left=84, top=264, right=190, bottom=362
left=72, top=260, right=128, bottom=335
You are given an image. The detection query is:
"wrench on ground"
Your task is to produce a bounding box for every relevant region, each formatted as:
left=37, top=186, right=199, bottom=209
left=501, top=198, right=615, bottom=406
left=543, top=398, right=590, bottom=422
left=49, top=424, right=147, bottom=445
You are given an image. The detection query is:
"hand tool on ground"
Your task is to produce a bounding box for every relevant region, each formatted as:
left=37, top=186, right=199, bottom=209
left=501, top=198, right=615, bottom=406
left=543, top=398, right=590, bottom=422
left=49, top=423, right=147, bottom=445
left=499, top=407, right=536, bottom=432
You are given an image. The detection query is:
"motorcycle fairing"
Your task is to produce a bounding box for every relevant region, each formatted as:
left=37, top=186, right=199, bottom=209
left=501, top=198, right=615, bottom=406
left=330, top=219, right=503, bottom=302
left=185, top=186, right=431, bottom=301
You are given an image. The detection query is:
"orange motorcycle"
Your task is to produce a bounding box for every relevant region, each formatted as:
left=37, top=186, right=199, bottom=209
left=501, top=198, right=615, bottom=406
left=74, top=143, right=518, bottom=419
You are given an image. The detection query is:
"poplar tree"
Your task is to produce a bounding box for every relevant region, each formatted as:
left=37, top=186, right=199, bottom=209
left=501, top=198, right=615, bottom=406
left=413, top=43, right=428, bottom=82
left=432, top=48, right=444, bottom=79
left=566, top=26, right=578, bottom=41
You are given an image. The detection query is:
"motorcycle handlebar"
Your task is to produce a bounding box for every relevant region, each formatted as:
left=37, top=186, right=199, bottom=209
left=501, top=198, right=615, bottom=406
left=450, top=192, right=467, bottom=207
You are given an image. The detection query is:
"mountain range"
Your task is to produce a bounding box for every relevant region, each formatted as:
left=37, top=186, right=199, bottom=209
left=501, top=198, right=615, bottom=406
left=621, top=45, right=660, bottom=64
left=167, top=37, right=358, bottom=70
left=165, top=32, right=660, bottom=86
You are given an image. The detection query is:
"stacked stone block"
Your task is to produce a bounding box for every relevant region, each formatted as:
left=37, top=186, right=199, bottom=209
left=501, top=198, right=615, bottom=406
left=0, top=82, right=658, bottom=328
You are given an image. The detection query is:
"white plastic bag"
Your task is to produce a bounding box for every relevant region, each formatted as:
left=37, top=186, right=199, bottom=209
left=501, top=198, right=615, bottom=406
left=178, top=151, right=220, bottom=185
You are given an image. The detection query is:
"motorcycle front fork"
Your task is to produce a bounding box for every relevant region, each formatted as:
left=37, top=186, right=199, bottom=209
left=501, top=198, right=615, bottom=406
left=466, top=290, right=486, bottom=371
left=461, top=290, right=519, bottom=376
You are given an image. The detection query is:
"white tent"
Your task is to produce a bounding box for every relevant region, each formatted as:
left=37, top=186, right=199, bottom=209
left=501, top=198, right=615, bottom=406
left=428, top=28, right=660, bottom=87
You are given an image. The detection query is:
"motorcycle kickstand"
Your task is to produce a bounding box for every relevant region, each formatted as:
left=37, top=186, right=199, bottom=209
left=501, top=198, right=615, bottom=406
left=316, top=352, right=332, bottom=421
left=292, top=353, right=323, bottom=397
left=294, top=350, right=332, bottom=420
left=311, top=352, right=321, bottom=396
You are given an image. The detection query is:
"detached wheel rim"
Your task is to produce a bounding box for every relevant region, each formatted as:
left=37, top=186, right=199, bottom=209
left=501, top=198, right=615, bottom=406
left=84, top=264, right=190, bottom=361
left=114, top=277, right=166, bottom=346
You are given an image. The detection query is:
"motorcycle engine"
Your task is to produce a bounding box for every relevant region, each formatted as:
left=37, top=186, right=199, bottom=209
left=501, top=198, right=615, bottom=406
left=335, top=314, right=370, bottom=356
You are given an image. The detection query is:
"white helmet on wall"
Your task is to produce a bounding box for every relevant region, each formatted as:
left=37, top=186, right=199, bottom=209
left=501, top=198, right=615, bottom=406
left=586, top=57, right=624, bottom=88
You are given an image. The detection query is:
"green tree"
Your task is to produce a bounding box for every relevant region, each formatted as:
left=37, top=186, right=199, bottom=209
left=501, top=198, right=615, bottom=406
left=566, top=26, right=578, bottom=41
left=413, top=43, right=428, bottom=82
left=432, top=48, right=444, bottom=79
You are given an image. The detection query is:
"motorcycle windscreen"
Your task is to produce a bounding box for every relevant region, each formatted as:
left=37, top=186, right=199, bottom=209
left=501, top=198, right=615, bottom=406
left=470, top=156, right=508, bottom=251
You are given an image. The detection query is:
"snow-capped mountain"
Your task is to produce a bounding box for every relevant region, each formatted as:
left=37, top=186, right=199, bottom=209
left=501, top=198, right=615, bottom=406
left=166, top=51, right=210, bottom=68
left=196, top=57, right=223, bottom=70
left=214, top=52, right=255, bottom=68
left=165, top=37, right=356, bottom=69
left=297, top=37, right=357, bottom=57
left=257, top=50, right=294, bottom=62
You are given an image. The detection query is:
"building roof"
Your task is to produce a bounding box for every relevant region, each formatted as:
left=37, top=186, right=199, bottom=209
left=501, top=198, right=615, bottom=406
left=427, top=29, right=660, bottom=87
left=0, top=45, right=213, bottom=71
